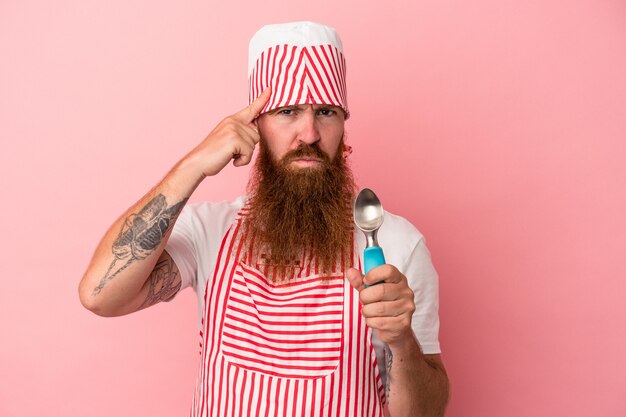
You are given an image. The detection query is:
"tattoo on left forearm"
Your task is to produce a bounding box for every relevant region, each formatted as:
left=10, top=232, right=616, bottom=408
left=92, top=194, right=188, bottom=296
left=385, top=345, right=393, bottom=398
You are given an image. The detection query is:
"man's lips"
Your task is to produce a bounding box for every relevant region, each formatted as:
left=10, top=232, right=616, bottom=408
left=288, top=157, right=323, bottom=167
left=281, top=146, right=329, bottom=167
left=292, top=157, right=322, bottom=162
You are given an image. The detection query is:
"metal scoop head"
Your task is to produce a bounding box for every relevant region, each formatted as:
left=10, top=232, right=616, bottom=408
left=354, top=188, right=384, bottom=247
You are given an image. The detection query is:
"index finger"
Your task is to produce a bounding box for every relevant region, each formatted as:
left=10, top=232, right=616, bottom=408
left=363, top=264, right=403, bottom=286
left=236, top=86, right=272, bottom=123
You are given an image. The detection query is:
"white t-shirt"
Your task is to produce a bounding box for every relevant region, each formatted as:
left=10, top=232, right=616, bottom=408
left=166, top=196, right=441, bottom=382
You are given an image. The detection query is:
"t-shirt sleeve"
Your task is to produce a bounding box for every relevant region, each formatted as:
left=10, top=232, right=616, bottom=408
left=403, top=237, right=441, bottom=354
left=165, top=206, right=198, bottom=293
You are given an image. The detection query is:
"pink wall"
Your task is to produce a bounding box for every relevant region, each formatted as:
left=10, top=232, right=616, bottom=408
left=2, top=1, right=625, bottom=416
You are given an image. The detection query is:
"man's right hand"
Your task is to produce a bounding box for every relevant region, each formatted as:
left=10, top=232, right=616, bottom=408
left=185, top=87, right=272, bottom=178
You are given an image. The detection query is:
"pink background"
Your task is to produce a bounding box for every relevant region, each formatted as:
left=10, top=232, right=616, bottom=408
left=1, top=1, right=625, bottom=416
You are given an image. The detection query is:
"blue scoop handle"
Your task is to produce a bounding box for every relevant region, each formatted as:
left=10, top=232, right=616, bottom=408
left=364, top=246, right=386, bottom=286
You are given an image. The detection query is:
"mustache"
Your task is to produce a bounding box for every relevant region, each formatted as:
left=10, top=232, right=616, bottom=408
left=280, top=143, right=331, bottom=165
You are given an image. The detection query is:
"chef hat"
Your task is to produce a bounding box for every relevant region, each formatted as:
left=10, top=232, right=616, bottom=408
left=248, top=21, right=349, bottom=119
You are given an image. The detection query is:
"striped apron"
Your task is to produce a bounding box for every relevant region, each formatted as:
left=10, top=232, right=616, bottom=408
left=191, top=207, right=386, bottom=417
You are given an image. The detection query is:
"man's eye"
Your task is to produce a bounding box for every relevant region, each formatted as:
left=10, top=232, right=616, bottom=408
left=318, top=109, right=336, bottom=116
left=278, top=109, right=295, bottom=115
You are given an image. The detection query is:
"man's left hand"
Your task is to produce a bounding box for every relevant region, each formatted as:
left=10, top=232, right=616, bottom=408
left=346, top=265, right=416, bottom=347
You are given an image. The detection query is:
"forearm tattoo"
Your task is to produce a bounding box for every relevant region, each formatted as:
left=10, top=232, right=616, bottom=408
left=138, top=255, right=181, bottom=310
left=385, top=345, right=393, bottom=398
left=92, top=194, right=188, bottom=296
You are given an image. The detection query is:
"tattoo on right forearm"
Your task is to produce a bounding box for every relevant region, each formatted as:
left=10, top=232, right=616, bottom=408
left=138, top=255, right=181, bottom=310
left=92, top=194, right=188, bottom=296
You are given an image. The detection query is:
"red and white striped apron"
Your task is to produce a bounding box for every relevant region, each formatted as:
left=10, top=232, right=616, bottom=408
left=191, top=207, right=385, bottom=417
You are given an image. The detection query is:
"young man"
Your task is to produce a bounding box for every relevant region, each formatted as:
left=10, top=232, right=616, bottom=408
left=79, top=21, right=449, bottom=417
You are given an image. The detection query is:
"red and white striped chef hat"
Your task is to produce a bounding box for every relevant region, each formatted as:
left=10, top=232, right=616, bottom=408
left=248, top=21, right=349, bottom=119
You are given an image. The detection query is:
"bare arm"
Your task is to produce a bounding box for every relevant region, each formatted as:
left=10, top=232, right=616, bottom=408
left=78, top=164, right=199, bottom=317
left=79, top=88, right=271, bottom=317
left=346, top=265, right=450, bottom=417
left=384, top=338, right=449, bottom=417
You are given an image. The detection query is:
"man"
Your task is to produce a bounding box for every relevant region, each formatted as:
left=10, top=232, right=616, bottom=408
left=79, top=21, right=449, bottom=417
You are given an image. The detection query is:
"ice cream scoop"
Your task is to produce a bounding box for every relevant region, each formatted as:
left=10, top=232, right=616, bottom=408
left=354, top=188, right=386, bottom=279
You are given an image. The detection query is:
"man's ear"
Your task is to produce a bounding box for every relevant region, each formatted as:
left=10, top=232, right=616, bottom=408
left=342, top=143, right=353, bottom=158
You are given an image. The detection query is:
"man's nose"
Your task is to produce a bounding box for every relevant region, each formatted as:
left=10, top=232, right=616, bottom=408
left=297, top=108, right=320, bottom=145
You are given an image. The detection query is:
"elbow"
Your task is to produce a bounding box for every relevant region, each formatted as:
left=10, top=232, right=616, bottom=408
left=78, top=278, right=117, bottom=317
left=79, top=295, right=120, bottom=317
left=79, top=289, right=107, bottom=317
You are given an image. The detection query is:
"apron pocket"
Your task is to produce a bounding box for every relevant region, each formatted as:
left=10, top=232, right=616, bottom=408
left=219, top=262, right=345, bottom=379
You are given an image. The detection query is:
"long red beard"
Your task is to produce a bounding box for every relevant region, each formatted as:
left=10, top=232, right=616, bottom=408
left=241, top=138, right=356, bottom=281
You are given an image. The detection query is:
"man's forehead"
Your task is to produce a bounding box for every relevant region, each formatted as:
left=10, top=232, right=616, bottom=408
left=274, top=103, right=342, bottom=111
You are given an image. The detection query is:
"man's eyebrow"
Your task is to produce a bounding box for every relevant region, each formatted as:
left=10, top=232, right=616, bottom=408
left=268, top=105, right=300, bottom=114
